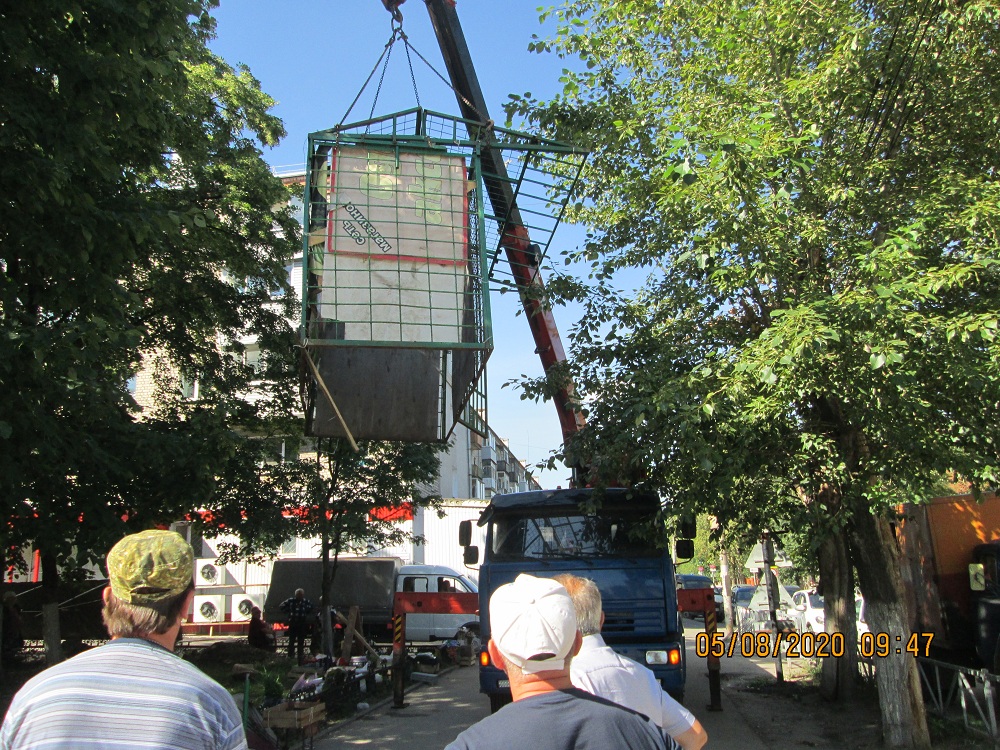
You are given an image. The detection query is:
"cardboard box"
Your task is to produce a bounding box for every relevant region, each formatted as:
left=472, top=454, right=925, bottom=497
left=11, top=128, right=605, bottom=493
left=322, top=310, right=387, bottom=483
left=264, top=701, right=326, bottom=729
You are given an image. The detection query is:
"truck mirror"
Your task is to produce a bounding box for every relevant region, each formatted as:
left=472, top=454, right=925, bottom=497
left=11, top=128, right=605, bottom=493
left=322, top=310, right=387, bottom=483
left=459, top=520, right=472, bottom=547
left=970, top=562, right=986, bottom=592
left=464, top=545, right=480, bottom=566
left=675, top=539, right=694, bottom=560
left=678, top=516, right=696, bottom=540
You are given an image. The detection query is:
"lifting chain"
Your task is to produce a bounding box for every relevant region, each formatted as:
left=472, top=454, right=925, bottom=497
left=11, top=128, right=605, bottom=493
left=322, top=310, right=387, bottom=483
left=338, top=0, right=490, bottom=130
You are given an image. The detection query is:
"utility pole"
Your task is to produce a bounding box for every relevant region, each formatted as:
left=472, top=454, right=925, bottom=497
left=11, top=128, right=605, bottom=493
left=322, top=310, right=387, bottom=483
left=720, top=546, right=734, bottom=638
left=761, top=532, right=784, bottom=684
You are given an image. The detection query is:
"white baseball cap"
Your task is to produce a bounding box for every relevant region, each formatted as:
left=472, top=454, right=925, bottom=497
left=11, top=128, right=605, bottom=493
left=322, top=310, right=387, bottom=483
left=490, top=574, right=578, bottom=674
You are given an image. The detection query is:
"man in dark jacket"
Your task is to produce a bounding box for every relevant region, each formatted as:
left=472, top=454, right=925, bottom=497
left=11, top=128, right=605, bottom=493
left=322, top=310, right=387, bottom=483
left=279, top=588, right=314, bottom=663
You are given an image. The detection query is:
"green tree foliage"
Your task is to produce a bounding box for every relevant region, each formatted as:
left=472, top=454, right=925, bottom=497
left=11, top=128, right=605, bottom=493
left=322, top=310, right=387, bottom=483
left=509, top=1, right=1000, bottom=746
left=0, top=0, right=300, bottom=636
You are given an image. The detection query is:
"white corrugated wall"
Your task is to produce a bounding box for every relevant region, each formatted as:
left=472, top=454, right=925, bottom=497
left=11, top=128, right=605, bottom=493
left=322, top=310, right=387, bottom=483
left=409, top=500, right=487, bottom=576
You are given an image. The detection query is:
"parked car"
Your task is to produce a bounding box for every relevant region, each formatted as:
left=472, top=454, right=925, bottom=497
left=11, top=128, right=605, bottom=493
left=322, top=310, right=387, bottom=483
left=792, top=590, right=825, bottom=633
left=677, top=573, right=714, bottom=590
left=736, top=581, right=798, bottom=635
left=732, top=585, right=756, bottom=632
left=713, top=586, right=726, bottom=624
left=676, top=574, right=715, bottom=620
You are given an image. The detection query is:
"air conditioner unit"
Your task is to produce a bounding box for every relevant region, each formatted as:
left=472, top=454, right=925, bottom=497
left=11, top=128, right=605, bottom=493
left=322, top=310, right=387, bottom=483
left=195, top=558, right=222, bottom=587
left=229, top=593, right=263, bottom=622
left=192, top=594, right=226, bottom=623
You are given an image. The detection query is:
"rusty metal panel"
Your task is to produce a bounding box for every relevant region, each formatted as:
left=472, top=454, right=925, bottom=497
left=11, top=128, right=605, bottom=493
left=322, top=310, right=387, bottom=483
left=310, top=346, right=445, bottom=442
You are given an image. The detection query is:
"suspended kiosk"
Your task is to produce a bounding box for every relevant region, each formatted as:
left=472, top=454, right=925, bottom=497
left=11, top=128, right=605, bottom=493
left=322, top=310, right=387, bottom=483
left=300, top=11, right=587, bottom=445
left=301, top=107, right=587, bottom=443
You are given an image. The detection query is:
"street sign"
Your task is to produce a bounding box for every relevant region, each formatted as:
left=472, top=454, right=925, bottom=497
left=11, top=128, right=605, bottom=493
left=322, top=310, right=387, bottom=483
left=744, top=542, right=793, bottom=570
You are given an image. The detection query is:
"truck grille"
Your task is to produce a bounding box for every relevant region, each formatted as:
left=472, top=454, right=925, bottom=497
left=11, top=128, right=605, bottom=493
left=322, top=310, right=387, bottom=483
left=602, top=601, right=666, bottom=635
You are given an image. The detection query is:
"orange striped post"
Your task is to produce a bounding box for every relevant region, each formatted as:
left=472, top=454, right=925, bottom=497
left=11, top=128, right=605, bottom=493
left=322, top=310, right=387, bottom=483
left=677, top=587, right=723, bottom=710
left=391, top=613, right=407, bottom=709
left=702, top=590, right=722, bottom=711
left=389, top=591, right=478, bottom=710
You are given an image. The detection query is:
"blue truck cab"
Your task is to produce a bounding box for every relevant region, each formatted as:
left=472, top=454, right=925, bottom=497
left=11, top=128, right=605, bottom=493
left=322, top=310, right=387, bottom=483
left=459, top=488, right=688, bottom=712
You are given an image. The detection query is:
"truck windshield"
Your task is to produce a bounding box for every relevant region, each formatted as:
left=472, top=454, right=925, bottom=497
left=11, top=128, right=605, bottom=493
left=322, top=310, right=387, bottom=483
left=490, top=510, right=661, bottom=560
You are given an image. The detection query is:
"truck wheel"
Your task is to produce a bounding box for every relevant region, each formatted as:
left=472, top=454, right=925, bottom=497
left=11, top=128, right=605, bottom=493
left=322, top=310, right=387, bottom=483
left=490, top=693, right=512, bottom=713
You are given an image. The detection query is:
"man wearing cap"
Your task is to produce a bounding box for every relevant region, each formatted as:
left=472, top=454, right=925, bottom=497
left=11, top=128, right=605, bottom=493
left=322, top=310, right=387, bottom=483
left=445, top=574, right=666, bottom=750
left=555, top=574, right=708, bottom=750
left=0, top=529, right=248, bottom=750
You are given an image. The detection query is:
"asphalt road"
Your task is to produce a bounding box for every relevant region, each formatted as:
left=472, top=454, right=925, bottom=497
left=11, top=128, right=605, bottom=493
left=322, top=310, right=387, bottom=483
left=315, top=664, right=488, bottom=749
left=314, top=618, right=780, bottom=749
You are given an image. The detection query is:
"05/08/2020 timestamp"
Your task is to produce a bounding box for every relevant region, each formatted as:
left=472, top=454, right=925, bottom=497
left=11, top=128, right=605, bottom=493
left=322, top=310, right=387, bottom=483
left=695, top=631, right=846, bottom=659
left=694, top=631, right=935, bottom=659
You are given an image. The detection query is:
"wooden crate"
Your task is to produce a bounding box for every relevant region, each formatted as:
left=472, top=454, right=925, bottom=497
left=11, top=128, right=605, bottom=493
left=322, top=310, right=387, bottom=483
left=264, top=701, right=326, bottom=729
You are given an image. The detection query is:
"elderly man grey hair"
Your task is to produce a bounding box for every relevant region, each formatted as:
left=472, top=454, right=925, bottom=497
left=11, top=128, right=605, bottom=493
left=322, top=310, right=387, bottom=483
left=554, top=574, right=708, bottom=750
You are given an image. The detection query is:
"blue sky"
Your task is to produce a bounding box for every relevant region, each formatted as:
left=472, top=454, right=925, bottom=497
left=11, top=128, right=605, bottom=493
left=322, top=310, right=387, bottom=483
left=209, top=1, right=586, bottom=487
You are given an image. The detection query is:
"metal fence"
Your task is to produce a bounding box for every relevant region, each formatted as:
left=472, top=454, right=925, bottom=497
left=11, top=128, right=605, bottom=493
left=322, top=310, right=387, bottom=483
left=918, top=656, right=999, bottom=744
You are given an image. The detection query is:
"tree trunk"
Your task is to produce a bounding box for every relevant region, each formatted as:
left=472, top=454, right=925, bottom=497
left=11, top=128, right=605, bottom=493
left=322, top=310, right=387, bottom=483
left=850, top=511, right=931, bottom=749
left=41, top=551, right=62, bottom=665
left=817, top=526, right=856, bottom=700
left=320, top=531, right=339, bottom=658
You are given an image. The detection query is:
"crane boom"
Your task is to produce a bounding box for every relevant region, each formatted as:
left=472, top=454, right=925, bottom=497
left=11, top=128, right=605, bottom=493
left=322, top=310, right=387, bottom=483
left=422, top=0, right=586, bottom=447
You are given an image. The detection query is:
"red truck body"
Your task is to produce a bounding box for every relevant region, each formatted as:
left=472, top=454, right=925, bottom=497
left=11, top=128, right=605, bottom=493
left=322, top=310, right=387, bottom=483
left=897, top=493, right=1000, bottom=668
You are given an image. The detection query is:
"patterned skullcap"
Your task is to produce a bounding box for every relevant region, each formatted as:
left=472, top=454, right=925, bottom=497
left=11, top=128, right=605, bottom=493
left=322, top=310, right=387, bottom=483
left=107, top=530, right=193, bottom=606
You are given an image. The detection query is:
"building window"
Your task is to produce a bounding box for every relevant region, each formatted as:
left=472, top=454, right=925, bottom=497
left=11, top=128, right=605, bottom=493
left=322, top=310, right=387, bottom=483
left=180, top=374, right=198, bottom=400
left=243, top=347, right=263, bottom=373
left=271, top=264, right=294, bottom=298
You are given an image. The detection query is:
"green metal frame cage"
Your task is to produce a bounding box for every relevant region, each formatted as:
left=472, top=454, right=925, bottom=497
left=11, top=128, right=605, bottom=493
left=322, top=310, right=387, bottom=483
left=302, top=108, right=586, bottom=443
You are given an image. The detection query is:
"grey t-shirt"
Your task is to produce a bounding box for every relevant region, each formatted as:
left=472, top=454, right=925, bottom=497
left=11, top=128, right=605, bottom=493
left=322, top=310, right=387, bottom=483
left=1, top=639, right=247, bottom=750
left=445, top=689, right=667, bottom=750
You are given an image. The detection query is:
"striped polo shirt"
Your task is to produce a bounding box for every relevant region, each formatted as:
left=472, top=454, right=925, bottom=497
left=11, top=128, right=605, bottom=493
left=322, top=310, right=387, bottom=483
left=0, top=638, right=247, bottom=750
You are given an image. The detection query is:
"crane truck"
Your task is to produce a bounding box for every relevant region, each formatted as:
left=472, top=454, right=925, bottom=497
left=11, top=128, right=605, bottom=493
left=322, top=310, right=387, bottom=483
left=389, top=0, right=695, bottom=711
left=459, top=489, right=691, bottom=711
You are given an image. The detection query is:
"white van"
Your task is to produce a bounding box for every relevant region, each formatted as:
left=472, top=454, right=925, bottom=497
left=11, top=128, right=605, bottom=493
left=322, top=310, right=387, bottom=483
left=396, top=564, right=479, bottom=641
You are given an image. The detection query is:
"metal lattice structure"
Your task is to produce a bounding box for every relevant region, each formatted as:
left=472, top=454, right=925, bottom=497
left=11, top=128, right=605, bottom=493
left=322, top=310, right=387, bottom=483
left=302, top=108, right=586, bottom=444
